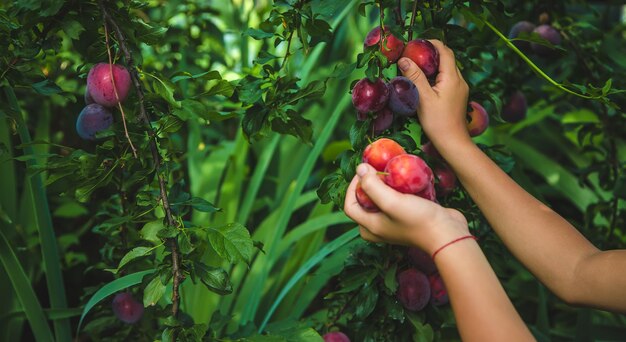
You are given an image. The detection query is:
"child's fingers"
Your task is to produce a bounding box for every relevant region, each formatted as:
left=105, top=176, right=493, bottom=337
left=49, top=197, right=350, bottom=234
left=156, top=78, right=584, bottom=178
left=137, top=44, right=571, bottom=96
left=344, top=173, right=393, bottom=228
left=359, top=226, right=384, bottom=243
left=428, top=40, right=461, bottom=83
left=398, top=57, right=436, bottom=103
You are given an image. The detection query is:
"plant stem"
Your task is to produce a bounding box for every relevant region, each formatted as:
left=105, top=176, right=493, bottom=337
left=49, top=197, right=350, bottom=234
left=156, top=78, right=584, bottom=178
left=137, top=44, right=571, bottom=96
left=102, top=20, right=138, bottom=158
left=408, top=0, right=419, bottom=40
left=98, top=1, right=183, bottom=318
left=482, top=19, right=599, bottom=100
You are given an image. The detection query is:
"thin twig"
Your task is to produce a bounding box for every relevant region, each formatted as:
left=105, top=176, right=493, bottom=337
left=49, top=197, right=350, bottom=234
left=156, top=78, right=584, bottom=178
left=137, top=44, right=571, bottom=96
left=98, top=0, right=183, bottom=318
left=408, top=0, right=419, bottom=41
left=103, top=21, right=138, bottom=158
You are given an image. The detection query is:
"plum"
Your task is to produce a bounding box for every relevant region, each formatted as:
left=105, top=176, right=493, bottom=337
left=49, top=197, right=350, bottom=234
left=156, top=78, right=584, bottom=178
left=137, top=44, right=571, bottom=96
left=435, top=164, right=457, bottom=197
left=76, top=104, right=114, bottom=140
left=502, top=90, right=527, bottom=123
left=401, top=39, right=439, bottom=78
left=323, top=331, right=351, bottom=342
left=428, top=273, right=449, bottom=306
left=373, top=107, right=394, bottom=134
left=531, top=24, right=562, bottom=56
left=388, top=76, right=419, bottom=116
left=87, top=63, right=131, bottom=107
left=351, top=78, right=390, bottom=114
left=364, top=26, right=405, bottom=63
left=407, top=247, right=437, bottom=275
left=356, top=178, right=380, bottom=212
left=416, top=183, right=437, bottom=202
left=421, top=141, right=441, bottom=160
left=508, top=21, right=536, bottom=51
left=362, top=138, right=406, bottom=172
left=112, top=292, right=144, bottom=324
left=396, top=268, right=431, bottom=311
left=84, top=84, right=94, bottom=105
left=466, top=101, right=489, bottom=137
left=384, top=154, right=433, bottom=194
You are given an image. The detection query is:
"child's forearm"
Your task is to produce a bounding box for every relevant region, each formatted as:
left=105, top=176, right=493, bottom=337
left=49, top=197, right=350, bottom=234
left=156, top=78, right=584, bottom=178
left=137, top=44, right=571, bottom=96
left=434, top=237, right=534, bottom=341
left=434, top=136, right=611, bottom=305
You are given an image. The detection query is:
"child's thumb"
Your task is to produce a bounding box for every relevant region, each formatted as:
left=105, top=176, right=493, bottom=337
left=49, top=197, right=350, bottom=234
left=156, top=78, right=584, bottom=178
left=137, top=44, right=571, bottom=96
left=398, top=57, right=435, bottom=100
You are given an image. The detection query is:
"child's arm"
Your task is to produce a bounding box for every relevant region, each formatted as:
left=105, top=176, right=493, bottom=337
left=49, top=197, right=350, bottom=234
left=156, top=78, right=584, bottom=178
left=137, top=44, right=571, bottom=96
left=398, top=40, right=626, bottom=312
left=345, top=164, right=534, bottom=341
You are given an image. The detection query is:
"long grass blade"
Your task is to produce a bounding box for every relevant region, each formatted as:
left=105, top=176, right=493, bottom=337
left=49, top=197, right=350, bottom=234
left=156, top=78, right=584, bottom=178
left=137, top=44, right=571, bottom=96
left=237, top=134, right=280, bottom=223
left=240, top=94, right=351, bottom=323
left=0, top=229, right=55, bottom=342
left=258, top=227, right=360, bottom=331
left=3, top=86, right=72, bottom=341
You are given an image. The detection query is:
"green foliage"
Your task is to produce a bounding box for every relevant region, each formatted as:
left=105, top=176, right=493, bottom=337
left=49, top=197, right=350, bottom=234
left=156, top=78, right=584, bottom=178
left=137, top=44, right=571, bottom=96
left=0, top=0, right=625, bottom=341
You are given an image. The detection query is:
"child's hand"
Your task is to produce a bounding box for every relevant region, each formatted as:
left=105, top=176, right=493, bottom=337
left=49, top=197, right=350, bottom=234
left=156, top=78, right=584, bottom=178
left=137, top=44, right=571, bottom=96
left=397, top=40, right=471, bottom=149
left=344, top=163, right=469, bottom=255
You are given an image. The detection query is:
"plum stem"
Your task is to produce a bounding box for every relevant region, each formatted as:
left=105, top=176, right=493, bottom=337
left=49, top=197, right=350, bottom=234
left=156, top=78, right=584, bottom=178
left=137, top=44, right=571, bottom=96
left=98, top=0, right=184, bottom=321
left=102, top=21, right=138, bottom=159
left=482, top=19, right=601, bottom=100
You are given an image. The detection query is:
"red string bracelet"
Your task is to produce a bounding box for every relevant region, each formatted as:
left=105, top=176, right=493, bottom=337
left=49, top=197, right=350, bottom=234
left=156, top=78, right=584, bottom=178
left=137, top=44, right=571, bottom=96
left=431, top=235, right=478, bottom=260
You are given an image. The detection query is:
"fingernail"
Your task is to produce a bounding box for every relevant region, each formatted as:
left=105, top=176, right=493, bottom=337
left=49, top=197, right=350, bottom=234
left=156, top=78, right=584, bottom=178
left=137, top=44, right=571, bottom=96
left=356, top=164, right=368, bottom=177
left=398, top=58, right=410, bottom=71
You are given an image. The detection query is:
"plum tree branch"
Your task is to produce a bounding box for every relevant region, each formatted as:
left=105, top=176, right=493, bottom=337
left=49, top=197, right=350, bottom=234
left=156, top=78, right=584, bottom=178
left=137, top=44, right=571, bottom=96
left=482, top=19, right=601, bottom=100
left=97, top=0, right=184, bottom=319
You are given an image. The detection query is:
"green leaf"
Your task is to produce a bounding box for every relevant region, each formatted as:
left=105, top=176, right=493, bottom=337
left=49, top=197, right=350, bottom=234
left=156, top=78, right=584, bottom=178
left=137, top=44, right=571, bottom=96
left=140, top=220, right=164, bottom=245
left=407, top=313, right=434, bottom=342
left=158, top=115, right=184, bottom=133
left=178, top=232, right=194, bottom=254
left=244, top=28, right=275, bottom=39
left=143, top=276, right=167, bottom=307
left=31, top=80, right=63, bottom=95
left=171, top=70, right=221, bottom=83
left=194, top=262, right=232, bottom=295
left=256, top=50, right=279, bottom=64
left=270, top=109, right=313, bottom=143
left=112, top=246, right=154, bottom=273
left=317, top=170, right=348, bottom=207
left=173, top=99, right=210, bottom=122
left=77, top=270, right=155, bottom=334
left=205, top=79, right=234, bottom=97
left=0, top=229, right=55, bottom=342
left=52, top=201, right=88, bottom=218
left=147, top=73, right=181, bottom=108
left=354, top=282, right=378, bottom=319
left=61, top=19, right=85, bottom=40
left=287, top=80, right=326, bottom=104
left=134, top=20, right=168, bottom=45
left=384, top=263, right=398, bottom=293
left=207, top=223, right=253, bottom=265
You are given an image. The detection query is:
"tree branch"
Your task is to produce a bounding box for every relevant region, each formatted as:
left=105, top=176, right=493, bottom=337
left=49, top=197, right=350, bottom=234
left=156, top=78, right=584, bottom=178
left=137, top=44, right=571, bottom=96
left=97, top=0, right=183, bottom=318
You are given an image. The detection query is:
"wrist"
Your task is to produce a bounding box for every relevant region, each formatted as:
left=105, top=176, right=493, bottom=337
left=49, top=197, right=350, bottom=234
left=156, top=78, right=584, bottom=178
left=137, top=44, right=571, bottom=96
left=412, top=207, right=470, bottom=255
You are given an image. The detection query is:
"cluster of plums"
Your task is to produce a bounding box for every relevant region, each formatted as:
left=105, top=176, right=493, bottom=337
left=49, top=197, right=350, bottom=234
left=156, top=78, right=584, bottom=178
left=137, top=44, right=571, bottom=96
left=353, top=26, right=491, bottom=136
left=356, top=138, right=437, bottom=212
left=356, top=137, right=462, bottom=213
left=77, top=63, right=131, bottom=140
left=508, top=19, right=562, bottom=57
left=501, top=18, right=562, bottom=123
left=398, top=246, right=448, bottom=311
left=352, top=27, right=441, bottom=133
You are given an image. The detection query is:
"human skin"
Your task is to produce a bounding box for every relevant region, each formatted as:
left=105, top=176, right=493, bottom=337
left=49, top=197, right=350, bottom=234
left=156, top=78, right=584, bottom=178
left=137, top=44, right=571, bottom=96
left=396, top=40, right=626, bottom=313
left=345, top=163, right=533, bottom=341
